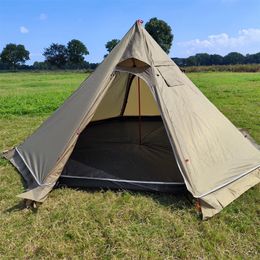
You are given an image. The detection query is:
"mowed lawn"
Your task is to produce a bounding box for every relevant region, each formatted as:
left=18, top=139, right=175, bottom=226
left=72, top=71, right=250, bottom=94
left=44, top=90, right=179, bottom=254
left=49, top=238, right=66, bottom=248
left=0, top=72, right=259, bottom=259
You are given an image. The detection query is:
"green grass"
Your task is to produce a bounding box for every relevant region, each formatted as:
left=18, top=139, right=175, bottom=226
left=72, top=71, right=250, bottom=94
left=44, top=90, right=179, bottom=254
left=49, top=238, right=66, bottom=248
left=0, top=72, right=86, bottom=116
left=0, top=72, right=259, bottom=259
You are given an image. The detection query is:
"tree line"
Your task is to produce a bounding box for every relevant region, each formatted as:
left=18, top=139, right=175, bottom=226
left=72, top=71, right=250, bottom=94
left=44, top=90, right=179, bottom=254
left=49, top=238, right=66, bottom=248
left=0, top=40, right=99, bottom=71
left=173, top=52, right=260, bottom=67
left=0, top=17, right=259, bottom=71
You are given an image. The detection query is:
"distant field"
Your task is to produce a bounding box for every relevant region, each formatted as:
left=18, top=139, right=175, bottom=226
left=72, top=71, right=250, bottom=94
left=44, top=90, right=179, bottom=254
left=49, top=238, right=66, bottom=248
left=0, top=72, right=259, bottom=258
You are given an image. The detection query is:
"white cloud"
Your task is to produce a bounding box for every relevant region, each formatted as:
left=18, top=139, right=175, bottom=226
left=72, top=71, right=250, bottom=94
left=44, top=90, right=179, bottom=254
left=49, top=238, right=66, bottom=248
left=39, top=13, right=47, bottom=20
left=20, top=26, right=29, bottom=34
left=177, top=28, right=260, bottom=56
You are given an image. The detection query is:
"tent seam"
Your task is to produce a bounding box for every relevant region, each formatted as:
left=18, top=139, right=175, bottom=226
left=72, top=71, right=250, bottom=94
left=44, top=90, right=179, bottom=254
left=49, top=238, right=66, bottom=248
left=15, top=147, right=52, bottom=186
left=60, top=175, right=185, bottom=185
left=197, top=164, right=260, bottom=198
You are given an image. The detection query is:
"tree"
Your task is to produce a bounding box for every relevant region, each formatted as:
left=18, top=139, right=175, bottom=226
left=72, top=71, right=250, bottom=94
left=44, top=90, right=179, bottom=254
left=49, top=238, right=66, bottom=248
left=0, top=43, right=30, bottom=69
left=223, top=52, right=245, bottom=65
left=33, top=61, right=50, bottom=70
left=43, top=43, right=67, bottom=68
left=0, top=61, right=9, bottom=70
left=251, top=52, right=260, bottom=63
left=67, top=39, right=89, bottom=68
left=186, top=56, right=197, bottom=66
left=145, top=17, right=173, bottom=54
left=210, top=54, right=223, bottom=65
left=245, top=52, right=260, bottom=64
left=105, top=39, right=120, bottom=53
left=194, top=53, right=211, bottom=66
left=104, top=39, right=120, bottom=57
left=172, top=57, right=186, bottom=66
left=89, top=62, right=99, bottom=70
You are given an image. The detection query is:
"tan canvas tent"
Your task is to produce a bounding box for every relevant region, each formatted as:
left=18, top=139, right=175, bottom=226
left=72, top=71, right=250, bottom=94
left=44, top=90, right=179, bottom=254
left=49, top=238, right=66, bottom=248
left=3, top=21, right=260, bottom=219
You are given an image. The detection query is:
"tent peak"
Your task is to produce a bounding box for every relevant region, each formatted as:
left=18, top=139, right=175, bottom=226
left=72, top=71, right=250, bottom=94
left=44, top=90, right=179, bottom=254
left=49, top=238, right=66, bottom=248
left=136, top=19, right=144, bottom=25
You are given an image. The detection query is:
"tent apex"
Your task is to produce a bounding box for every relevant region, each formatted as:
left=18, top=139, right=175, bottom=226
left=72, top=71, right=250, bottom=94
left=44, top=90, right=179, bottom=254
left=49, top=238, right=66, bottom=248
left=136, top=19, right=144, bottom=26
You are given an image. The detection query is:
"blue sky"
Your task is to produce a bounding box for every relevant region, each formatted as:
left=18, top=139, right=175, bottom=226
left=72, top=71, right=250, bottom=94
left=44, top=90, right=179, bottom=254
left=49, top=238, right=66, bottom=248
left=1, top=0, right=260, bottom=64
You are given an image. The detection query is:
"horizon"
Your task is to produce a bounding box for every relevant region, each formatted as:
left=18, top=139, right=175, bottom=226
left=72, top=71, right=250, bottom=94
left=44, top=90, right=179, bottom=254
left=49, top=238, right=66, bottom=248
left=1, top=0, right=260, bottom=65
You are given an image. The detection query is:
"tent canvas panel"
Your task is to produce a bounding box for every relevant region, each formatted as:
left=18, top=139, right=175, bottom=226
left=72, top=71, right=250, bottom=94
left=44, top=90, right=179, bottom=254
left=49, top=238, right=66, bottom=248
left=152, top=65, right=260, bottom=197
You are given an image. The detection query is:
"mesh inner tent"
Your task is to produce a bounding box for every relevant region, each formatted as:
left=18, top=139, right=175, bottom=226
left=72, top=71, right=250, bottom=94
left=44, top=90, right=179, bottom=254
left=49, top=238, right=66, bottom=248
left=60, top=71, right=184, bottom=192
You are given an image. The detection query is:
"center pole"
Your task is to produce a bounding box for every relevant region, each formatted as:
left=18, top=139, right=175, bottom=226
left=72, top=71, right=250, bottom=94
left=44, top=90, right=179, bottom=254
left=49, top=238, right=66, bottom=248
left=137, top=76, right=142, bottom=145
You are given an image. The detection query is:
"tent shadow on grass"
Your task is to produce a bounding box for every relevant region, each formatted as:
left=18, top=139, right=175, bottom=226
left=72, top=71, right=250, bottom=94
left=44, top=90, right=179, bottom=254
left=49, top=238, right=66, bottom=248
left=4, top=189, right=193, bottom=215
left=3, top=174, right=39, bottom=214
left=56, top=184, right=194, bottom=212
left=4, top=200, right=38, bottom=214
left=3, top=161, right=193, bottom=215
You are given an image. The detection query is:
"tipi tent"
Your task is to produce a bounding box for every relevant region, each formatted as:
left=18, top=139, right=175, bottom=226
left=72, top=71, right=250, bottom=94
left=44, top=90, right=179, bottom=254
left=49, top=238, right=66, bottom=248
left=3, top=21, right=260, bottom=219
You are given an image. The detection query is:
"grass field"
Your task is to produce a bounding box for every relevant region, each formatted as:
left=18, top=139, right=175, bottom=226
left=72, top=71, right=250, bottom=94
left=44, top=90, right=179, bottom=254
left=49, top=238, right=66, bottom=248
left=0, top=72, right=259, bottom=259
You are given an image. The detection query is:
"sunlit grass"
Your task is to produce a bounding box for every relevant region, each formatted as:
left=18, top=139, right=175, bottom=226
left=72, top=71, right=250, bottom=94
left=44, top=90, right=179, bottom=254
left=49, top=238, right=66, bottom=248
left=0, top=71, right=259, bottom=258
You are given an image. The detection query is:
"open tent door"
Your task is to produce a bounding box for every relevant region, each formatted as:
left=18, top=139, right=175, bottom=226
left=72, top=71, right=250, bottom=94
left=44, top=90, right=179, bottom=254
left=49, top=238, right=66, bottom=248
left=59, top=69, right=185, bottom=192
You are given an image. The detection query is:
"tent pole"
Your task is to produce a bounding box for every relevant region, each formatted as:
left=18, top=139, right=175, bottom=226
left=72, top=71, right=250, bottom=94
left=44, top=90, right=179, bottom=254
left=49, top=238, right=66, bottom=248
left=138, top=76, right=142, bottom=145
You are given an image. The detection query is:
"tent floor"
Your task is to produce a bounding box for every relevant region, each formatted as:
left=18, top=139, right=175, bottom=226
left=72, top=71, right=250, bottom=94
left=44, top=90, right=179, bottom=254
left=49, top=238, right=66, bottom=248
left=59, top=117, right=185, bottom=192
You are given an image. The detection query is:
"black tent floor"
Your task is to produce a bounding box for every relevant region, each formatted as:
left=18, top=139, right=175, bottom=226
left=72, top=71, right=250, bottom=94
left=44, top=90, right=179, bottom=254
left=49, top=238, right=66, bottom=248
left=60, top=117, right=185, bottom=193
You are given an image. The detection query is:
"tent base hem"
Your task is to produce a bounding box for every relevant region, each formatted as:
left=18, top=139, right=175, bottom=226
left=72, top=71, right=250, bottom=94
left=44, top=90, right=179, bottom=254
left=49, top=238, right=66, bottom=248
left=200, top=167, right=260, bottom=219
left=57, top=175, right=186, bottom=193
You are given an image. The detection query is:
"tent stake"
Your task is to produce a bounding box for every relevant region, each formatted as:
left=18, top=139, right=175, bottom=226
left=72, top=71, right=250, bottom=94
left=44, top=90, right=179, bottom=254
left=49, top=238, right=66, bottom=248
left=138, top=76, right=142, bottom=145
